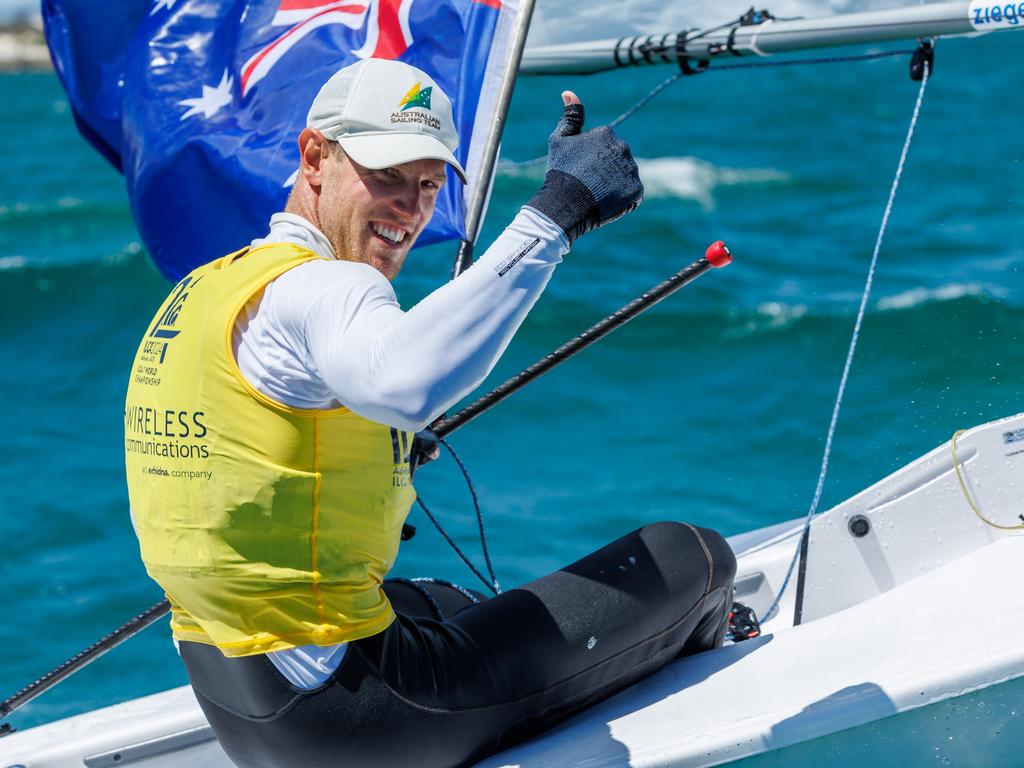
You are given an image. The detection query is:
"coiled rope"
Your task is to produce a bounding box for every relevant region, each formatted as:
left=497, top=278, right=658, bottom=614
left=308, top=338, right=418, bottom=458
left=951, top=429, right=1024, bottom=531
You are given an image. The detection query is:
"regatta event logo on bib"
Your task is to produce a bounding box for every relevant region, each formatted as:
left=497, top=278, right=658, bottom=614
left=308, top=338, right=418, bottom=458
left=134, top=275, right=202, bottom=386
left=391, top=82, right=441, bottom=129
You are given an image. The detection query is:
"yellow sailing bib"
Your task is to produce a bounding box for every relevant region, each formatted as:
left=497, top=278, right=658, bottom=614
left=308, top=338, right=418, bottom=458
left=125, top=243, right=416, bottom=656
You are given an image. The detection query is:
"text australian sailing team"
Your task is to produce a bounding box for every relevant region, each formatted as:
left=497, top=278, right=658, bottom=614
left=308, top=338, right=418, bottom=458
left=126, top=58, right=737, bottom=768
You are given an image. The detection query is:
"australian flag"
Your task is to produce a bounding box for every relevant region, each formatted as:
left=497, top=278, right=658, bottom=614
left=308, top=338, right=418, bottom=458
left=42, top=0, right=506, bottom=280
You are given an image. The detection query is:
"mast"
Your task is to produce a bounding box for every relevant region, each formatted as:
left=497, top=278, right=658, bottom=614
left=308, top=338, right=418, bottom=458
left=520, top=2, right=1019, bottom=76
left=451, top=0, right=537, bottom=278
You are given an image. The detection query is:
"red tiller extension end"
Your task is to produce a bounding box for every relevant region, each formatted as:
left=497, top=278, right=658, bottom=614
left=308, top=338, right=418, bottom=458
left=705, top=240, right=732, bottom=268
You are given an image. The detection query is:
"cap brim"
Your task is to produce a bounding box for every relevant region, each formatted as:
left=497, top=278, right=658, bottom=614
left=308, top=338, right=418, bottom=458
left=338, top=133, right=467, bottom=184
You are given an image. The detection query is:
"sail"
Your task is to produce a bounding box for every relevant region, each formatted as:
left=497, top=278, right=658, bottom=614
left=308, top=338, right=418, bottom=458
left=42, top=0, right=521, bottom=281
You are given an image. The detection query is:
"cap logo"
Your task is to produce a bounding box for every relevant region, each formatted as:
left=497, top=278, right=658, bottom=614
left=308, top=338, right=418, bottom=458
left=398, top=82, right=433, bottom=112
left=390, top=81, right=441, bottom=130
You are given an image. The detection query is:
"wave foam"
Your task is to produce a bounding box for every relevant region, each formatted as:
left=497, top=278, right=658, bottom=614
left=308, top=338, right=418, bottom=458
left=0, top=242, right=143, bottom=273
left=0, top=255, right=28, bottom=271
left=876, top=283, right=992, bottom=311
left=637, top=157, right=789, bottom=209
left=0, top=196, right=88, bottom=220
left=722, top=284, right=1004, bottom=339
left=499, top=156, right=788, bottom=209
left=724, top=301, right=810, bottom=338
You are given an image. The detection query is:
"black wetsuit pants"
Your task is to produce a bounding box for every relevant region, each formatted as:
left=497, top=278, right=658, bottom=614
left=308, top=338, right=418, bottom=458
left=180, top=521, right=736, bottom=768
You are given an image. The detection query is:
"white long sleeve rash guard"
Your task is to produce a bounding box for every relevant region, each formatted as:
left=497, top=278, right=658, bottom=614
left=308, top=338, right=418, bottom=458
left=236, top=208, right=567, bottom=425
left=232, top=207, right=568, bottom=688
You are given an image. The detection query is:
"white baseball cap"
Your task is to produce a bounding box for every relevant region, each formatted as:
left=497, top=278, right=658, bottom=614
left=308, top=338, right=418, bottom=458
left=307, top=58, right=467, bottom=183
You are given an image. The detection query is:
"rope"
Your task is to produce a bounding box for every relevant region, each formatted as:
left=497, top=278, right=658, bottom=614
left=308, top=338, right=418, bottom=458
left=410, top=577, right=483, bottom=606
left=608, top=74, right=683, bottom=131
left=761, top=54, right=932, bottom=623
left=501, top=49, right=917, bottom=171
left=415, top=439, right=502, bottom=595
left=383, top=576, right=484, bottom=622
left=416, top=496, right=498, bottom=595
left=951, top=429, right=1024, bottom=530
left=385, top=577, right=446, bottom=620
left=440, top=438, right=501, bottom=593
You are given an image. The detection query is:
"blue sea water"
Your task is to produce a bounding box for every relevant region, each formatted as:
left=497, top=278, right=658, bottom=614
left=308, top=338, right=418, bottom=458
left=0, top=31, right=1022, bottom=742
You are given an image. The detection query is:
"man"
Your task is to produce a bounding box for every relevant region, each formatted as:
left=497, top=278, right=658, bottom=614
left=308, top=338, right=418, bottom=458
left=126, top=58, right=735, bottom=767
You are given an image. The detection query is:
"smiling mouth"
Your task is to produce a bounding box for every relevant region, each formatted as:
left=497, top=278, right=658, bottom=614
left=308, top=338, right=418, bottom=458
left=370, top=222, right=408, bottom=246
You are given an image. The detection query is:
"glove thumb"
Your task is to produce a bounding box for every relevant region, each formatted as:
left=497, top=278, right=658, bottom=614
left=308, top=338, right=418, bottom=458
left=555, top=100, right=585, bottom=137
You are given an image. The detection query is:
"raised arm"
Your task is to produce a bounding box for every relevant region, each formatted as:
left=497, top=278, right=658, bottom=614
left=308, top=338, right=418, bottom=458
left=306, top=91, right=643, bottom=430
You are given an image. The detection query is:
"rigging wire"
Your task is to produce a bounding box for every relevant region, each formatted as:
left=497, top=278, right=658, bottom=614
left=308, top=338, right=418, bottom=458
left=501, top=49, right=918, bottom=171
left=761, top=50, right=934, bottom=624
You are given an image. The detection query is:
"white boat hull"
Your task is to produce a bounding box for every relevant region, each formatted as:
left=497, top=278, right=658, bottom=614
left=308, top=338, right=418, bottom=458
left=4, top=413, right=1023, bottom=767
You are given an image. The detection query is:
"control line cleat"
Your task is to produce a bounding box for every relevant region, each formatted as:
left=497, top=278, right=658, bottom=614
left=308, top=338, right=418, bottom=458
left=725, top=601, right=761, bottom=644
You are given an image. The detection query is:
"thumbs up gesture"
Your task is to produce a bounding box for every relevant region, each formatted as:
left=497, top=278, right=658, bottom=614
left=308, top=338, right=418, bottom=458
left=526, top=91, right=644, bottom=243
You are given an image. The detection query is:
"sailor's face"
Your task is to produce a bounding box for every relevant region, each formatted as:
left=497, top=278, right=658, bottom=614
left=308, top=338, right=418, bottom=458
left=318, top=146, right=446, bottom=279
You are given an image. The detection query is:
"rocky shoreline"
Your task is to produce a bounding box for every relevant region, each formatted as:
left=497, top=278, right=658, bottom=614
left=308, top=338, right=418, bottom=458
left=0, top=17, right=51, bottom=72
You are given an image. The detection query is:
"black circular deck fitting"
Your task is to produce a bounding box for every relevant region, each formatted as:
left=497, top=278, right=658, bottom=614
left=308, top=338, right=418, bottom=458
left=848, top=515, right=871, bottom=538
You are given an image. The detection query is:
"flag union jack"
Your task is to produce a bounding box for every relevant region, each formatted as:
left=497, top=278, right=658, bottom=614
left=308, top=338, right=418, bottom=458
left=241, top=0, right=415, bottom=96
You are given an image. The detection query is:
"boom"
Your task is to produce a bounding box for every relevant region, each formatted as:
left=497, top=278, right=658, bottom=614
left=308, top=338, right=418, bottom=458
left=520, top=1, right=1021, bottom=75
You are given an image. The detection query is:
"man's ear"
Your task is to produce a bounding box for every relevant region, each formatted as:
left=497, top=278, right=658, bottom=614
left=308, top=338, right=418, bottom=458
left=298, top=128, right=329, bottom=188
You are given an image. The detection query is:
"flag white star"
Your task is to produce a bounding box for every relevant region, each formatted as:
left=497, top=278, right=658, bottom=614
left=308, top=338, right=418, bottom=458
left=150, top=0, right=176, bottom=15
left=178, top=71, right=234, bottom=121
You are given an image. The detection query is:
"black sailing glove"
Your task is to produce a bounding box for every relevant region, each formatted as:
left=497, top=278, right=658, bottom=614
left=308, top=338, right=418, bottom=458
left=526, top=100, right=644, bottom=243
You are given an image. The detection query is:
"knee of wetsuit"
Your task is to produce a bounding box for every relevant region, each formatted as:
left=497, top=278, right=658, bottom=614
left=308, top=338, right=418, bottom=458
left=639, top=520, right=737, bottom=594
left=690, top=525, right=738, bottom=593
